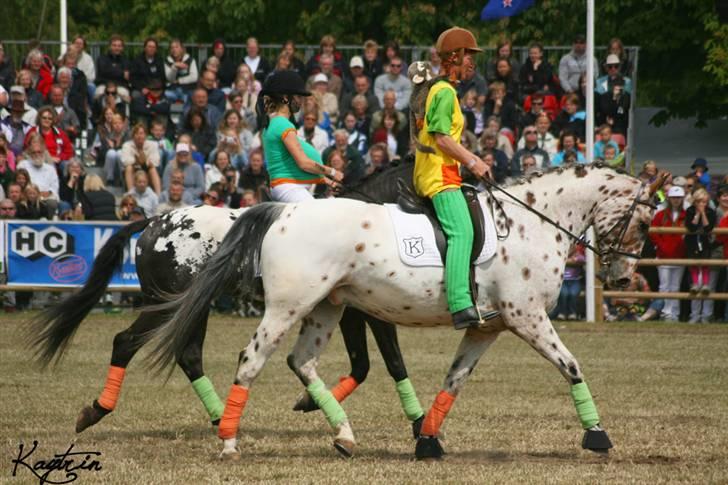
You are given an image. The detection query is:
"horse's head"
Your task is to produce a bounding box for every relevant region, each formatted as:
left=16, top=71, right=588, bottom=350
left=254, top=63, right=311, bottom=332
left=592, top=171, right=665, bottom=289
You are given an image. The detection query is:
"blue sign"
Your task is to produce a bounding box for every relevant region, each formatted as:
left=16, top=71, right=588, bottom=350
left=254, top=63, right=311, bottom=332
left=5, top=221, right=140, bottom=288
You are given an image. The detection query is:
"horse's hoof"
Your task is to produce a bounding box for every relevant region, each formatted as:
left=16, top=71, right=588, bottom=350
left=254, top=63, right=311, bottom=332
left=415, top=436, right=444, bottom=461
left=292, top=391, right=319, bottom=413
left=218, top=449, right=241, bottom=461
left=333, top=438, right=355, bottom=459
left=75, top=405, right=106, bottom=433
left=582, top=425, right=613, bottom=453
left=411, top=417, right=446, bottom=444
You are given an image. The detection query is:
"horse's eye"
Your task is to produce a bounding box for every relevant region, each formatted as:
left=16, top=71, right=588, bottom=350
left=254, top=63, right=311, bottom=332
left=639, top=222, right=649, bottom=233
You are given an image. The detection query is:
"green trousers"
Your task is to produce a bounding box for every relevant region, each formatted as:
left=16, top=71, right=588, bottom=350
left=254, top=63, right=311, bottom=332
left=432, top=189, right=474, bottom=313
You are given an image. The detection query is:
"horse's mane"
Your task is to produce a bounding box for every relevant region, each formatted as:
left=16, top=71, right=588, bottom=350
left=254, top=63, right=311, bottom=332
left=343, top=157, right=414, bottom=191
left=501, top=161, right=632, bottom=188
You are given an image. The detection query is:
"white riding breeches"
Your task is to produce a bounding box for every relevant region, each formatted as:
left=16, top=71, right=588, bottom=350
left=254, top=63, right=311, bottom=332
left=270, top=183, right=315, bottom=203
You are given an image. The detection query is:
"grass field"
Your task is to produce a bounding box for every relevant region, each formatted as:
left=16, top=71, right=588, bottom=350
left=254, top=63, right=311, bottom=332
left=2, top=312, right=727, bottom=484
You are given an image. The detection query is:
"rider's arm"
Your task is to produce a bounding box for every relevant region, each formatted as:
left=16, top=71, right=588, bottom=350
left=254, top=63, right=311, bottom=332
left=282, top=130, right=338, bottom=179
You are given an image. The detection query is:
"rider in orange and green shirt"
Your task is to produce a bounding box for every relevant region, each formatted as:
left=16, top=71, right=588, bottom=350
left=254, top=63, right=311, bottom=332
left=415, top=27, right=494, bottom=330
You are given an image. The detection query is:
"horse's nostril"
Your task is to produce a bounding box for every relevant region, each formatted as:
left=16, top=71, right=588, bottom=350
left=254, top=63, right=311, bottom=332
left=616, top=278, right=631, bottom=288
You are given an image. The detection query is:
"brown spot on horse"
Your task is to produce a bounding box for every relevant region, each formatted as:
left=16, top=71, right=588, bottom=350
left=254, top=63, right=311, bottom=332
left=526, top=191, right=536, bottom=207
left=362, top=221, right=371, bottom=229
left=556, top=233, right=563, bottom=243
left=387, top=271, right=396, bottom=278
left=522, top=268, right=531, bottom=280
left=355, top=243, right=366, bottom=252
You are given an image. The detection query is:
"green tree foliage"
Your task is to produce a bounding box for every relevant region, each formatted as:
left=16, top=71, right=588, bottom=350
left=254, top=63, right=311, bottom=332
left=1, top=0, right=726, bottom=125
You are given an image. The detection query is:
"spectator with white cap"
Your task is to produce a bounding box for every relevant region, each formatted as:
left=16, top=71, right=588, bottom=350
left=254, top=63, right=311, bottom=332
left=162, top=142, right=205, bottom=199
left=649, top=185, right=688, bottom=321
left=311, top=73, right=339, bottom=125
left=596, top=54, right=633, bottom=95
left=343, top=55, right=365, bottom=95
left=10, top=84, right=38, bottom=126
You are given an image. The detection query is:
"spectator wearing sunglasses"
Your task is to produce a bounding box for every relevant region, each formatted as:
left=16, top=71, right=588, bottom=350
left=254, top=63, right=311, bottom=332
left=596, top=54, right=633, bottom=95
left=373, top=57, right=412, bottom=111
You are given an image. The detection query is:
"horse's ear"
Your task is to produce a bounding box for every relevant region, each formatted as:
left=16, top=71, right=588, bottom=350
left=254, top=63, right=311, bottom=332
left=648, top=171, right=670, bottom=196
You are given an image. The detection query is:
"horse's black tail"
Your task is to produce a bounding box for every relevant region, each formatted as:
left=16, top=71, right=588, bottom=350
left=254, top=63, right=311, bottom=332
left=143, top=202, right=285, bottom=373
left=26, top=218, right=155, bottom=367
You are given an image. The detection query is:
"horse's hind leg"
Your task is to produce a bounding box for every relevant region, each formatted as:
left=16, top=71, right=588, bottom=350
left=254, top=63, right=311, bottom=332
left=286, top=301, right=356, bottom=458
left=292, top=306, right=369, bottom=413
left=367, top=316, right=425, bottom=437
left=218, top=307, right=309, bottom=459
left=76, top=310, right=159, bottom=433
left=175, top=308, right=224, bottom=425
left=508, top=311, right=613, bottom=453
left=415, top=329, right=499, bottom=460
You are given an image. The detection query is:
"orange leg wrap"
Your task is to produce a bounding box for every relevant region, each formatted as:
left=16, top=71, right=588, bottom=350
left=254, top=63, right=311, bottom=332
left=421, top=390, right=456, bottom=437
left=330, top=376, right=359, bottom=403
left=218, top=384, right=249, bottom=440
left=97, top=366, right=126, bottom=411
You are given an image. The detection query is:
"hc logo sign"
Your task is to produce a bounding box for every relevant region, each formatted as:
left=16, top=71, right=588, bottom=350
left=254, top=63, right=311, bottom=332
left=11, top=225, right=75, bottom=261
left=403, top=237, right=424, bottom=258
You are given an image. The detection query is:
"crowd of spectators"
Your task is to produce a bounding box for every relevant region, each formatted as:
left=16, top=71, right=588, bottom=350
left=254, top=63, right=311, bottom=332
left=0, top=34, right=725, bottom=320
left=0, top=33, right=637, bottom=220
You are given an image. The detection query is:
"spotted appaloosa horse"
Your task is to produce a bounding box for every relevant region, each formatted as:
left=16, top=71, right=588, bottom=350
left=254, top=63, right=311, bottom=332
left=27, top=162, right=426, bottom=436
left=144, top=164, right=660, bottom=460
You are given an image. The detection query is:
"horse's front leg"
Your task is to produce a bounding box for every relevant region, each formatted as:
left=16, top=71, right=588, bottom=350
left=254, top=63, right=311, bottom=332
left=286, top=300, right=355, bottom=458
left=507, top=310, right=613, bottom=454
left=415, top=329, right=500, bottom=460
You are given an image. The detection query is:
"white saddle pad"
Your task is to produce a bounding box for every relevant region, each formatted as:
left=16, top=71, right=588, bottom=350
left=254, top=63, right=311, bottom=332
left=385, top=198, right=497, bottom=267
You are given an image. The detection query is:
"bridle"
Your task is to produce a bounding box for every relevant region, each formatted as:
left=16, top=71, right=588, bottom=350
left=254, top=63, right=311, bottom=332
left=481, top=177, right=655, bottom=268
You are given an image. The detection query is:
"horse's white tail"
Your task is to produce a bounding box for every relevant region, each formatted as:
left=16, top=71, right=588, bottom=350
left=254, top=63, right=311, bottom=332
left=143, top=202, right=286, bottom=373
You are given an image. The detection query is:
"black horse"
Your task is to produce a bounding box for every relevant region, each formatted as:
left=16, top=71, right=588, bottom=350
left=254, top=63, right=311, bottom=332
left=28, top=160, right=427, bottom=436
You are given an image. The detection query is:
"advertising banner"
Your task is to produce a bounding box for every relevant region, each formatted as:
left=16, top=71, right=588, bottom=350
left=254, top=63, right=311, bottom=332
left=5, top=220, right=140, bottom=288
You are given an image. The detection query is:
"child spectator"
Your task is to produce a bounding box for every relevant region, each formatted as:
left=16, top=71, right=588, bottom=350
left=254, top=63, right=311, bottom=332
left=607, top=272, right=656, bottom=321
left=685, top=188, right=716, bottom=293
left=552, top=244, right=585, bottom=320
left=147, top=118, right=174, bottom=171
left=650, top=186, right=687, bottom=321
left=125, top=170, right=158, bottom=217
left=593, top=124, right=620, bottom=159
left=603, top=145, right=624, bottom=168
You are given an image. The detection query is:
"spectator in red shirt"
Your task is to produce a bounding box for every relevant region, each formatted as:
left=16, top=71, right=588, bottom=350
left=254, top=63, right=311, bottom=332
left=24, top=106, right=73, bottom=169
left=649, top=185, right=687, bottom=321
left=24, top=49, right=54, bottom=98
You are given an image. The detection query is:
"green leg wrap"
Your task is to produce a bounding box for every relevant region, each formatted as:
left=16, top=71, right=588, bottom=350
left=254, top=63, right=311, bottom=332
left=307, top=378, right=348, bottom=428
left=432, top=190, right=474, bottom=313
left=395, top=378, right=424, bottom=421
left=191, top=376, right=224, bottom=421
left=570, top=381, right=600, bottom=429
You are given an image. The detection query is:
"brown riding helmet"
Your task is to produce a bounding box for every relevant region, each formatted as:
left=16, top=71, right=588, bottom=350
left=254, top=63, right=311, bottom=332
left=435, top=27, right=483, bottom=56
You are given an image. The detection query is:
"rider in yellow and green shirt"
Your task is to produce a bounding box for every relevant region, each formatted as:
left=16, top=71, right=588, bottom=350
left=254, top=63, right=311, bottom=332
left=415, top=27, right=494, bottom=330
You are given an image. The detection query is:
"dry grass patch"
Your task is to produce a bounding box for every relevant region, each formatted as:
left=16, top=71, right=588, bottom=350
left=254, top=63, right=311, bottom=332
left=1, top=313, right=727, bottom=483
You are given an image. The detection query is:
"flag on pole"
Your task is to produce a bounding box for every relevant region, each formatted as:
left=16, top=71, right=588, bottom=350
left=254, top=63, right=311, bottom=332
left=481, top=0, right=535, bottom=20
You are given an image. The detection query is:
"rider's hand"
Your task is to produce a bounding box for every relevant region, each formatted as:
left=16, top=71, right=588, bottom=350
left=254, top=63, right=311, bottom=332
left=468, top=158, right=492, bottom=180
left=329, top=168, right=344, bottom=183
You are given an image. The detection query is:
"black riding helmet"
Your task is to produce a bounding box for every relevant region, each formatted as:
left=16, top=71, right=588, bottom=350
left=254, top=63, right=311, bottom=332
left=260, top=70, right=310, bottom=97
left=257, top=70, right=311, bottom=128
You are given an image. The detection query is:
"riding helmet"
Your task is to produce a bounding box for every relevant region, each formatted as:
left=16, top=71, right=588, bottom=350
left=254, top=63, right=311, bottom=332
left=260, top=70, right=310, bottom=97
